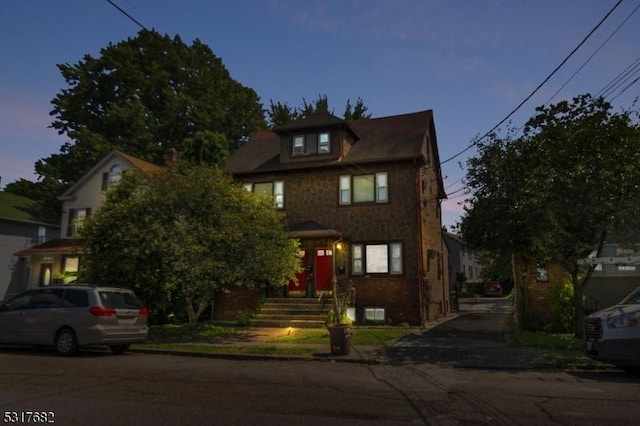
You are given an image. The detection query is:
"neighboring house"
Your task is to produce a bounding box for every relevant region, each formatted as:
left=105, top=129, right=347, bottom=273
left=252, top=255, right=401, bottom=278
left=224, top=110, right=450, bottom=326
left=584, top=242, right=640, bottom=311
left=444, top=232, right=483, bottom=289
left=513, top=240, right=640, bottom=327
left=0, top=191, right=60, bottom=300
left=14, top=151, right=162, bottom=291
left=512, top=257, right=568, bottom=328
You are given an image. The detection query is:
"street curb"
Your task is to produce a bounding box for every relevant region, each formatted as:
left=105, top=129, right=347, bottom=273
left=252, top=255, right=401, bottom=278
left=131, top=347, right=384, bottom=364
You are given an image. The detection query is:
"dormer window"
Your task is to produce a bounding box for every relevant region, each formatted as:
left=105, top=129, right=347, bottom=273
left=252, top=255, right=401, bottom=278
left=319, top=132, right=330, bottom=153
left=291, top=132, right=331, bottom=156
left=293, top=135, right=305, bottom=154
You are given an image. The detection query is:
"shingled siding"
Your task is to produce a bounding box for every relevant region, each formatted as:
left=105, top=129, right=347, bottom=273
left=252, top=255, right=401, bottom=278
left=230, top=160, right=447, bottom=325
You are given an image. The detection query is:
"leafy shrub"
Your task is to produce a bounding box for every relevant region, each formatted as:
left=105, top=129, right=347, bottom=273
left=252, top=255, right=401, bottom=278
left=545, top=279, right=575, bottom=333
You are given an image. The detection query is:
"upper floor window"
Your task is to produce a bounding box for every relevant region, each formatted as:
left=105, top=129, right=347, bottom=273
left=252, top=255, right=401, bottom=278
left=101, top=164, right=124, bottom=190
left=352, top=242, right=403, bottom=275
left=293, top=136, right=305, bottom=155
left=339, top=172, right=388, bottom=205
left=108, top=164, right=123, bottom=186
left=67, top=208, right=91, bottom=237
left=318, top=132, right=330, bottom=153
left=243, top=181, right=284, bottom=209
left=292, top=132, right=331, bottom=155
left=37, top=226, right=47, bottom=244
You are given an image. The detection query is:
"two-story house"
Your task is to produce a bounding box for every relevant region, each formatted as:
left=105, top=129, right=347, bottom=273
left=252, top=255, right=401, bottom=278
left=0, top=191, right=60, bottom=300
left=224, top=110, right=450, bottom=326
left=14, top=151, right=162, bottom=291
left=444, top=232, right=483, bottom=290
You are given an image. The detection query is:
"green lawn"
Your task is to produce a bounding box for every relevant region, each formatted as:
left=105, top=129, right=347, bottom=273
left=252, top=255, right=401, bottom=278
left=139, top=323, right=416, bottom=356
left=139, top=322, right=583, bottom=357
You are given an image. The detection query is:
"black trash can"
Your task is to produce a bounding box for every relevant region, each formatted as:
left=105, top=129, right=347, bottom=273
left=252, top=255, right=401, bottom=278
left=329, top=324, right=351, bottom=355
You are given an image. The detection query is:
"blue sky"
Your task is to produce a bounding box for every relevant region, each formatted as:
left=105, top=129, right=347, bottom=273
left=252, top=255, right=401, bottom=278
left=1, top=0, right=638, bottom=229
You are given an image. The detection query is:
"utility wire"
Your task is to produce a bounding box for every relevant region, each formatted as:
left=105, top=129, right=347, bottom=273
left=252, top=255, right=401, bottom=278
left=106, top=0, right=148, bottom=30
left=544, top=1, right=640, bottom=106
left=597, top=55, right=640, bottom=99
left=440, top=0, right=624, bottom=165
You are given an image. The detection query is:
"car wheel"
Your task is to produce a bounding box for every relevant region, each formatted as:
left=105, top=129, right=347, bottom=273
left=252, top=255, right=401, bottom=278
left=109, top=344, right=130, bottom=354
left=54, top=328, right=78, bottom=356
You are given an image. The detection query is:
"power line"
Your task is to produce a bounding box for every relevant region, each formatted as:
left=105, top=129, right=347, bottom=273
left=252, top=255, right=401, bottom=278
left=544, top=1, right=640, bottom=106
left=106, top=0, right=148, bottom=30
left=440, top=0, right=624, bottom=165
left=597, top=55, right=640, bottom=100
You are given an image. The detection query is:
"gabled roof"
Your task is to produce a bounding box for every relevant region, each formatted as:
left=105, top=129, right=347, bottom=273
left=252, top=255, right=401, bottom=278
left=59, top=150, right=162, bottom=201
left=225, top=109, right=446, bottom=198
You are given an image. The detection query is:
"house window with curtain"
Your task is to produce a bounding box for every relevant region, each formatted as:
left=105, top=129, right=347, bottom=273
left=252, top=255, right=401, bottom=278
left=339, top=172, right=388, bottom=205
left=351, top=242, right=403, bottom=275
left=243, top=181, right=284, bottom=209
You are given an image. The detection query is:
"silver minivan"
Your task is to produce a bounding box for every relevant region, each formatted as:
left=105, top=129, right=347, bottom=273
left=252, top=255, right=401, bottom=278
left=0, top=284, right=148, bottom=355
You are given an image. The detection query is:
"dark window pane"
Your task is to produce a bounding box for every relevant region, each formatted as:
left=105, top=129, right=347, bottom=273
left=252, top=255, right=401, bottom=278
left=64, top=289, right=89, bottom=307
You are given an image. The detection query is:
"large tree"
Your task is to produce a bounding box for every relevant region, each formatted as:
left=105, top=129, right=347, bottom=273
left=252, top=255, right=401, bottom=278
left=6, top=29, right=265, bottom=208
left=78, top=163, right=301, bottom=325
left=461, top=94, right=640, bottom=336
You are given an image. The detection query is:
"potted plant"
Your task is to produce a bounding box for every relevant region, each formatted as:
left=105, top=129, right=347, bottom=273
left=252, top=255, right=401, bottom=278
left=328, top=276, right=355, bottom=355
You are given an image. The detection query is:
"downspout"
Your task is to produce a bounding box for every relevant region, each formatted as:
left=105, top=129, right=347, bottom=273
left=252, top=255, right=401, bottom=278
left=416, top=166, right=428, bottom=328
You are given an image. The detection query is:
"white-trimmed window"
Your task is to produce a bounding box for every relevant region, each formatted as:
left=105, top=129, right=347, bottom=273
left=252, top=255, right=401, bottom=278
left=319, top=132, right=330, bottom=153
left=293, top=135, right=305, bottom=154
left=243, top=181, right=285, bottom=209
left=351, top=242, right=403, bottom=275
left=292, top=132, right=331, bottom=155
left=364, top=307, right=385, bottom=322
left=339, top=172, right=388, bottom=205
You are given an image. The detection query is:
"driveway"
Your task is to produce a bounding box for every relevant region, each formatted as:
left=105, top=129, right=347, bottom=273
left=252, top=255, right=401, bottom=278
left=382, top=297, right=587, bottom=369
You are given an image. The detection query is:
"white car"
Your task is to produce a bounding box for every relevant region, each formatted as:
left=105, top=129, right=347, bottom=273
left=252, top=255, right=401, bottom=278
left=585, top=286, right=640, bottom=371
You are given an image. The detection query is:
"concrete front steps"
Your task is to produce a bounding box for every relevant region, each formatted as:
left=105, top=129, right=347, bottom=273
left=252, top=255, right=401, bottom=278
left=251, top=297, right=332, bottom=328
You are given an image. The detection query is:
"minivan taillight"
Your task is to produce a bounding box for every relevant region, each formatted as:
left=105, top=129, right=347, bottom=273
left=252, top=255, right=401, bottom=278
left=89, top=306, right=116, bottom=316
left=138, top=307, right=149, bottom=318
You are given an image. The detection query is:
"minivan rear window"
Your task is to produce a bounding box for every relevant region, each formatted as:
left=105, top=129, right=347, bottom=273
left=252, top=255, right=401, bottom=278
left=64, top=289, right=89, bottom=307
left=99, top=291, right=142, bottom=309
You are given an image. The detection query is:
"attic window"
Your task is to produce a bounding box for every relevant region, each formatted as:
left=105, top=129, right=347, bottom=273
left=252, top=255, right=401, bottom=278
left=293, top=136, right=305, bottom=154
left=319, top=132, right=330, bottom=153
left=108, top=164, right=123, bottom=187
left=291, top=132, right=331, bottom=155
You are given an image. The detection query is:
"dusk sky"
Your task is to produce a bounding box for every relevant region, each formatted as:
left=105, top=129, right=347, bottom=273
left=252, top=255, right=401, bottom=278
left=1, top=0, right=638, bottom=229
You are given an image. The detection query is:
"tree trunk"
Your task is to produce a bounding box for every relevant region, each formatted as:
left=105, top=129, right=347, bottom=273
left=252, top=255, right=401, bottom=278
left=573, top=230, right=607, bottom=338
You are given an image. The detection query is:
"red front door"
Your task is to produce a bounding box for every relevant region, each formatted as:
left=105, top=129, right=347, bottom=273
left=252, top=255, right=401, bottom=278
left=288, top=249, right=308, bottom=297
left=314, top=247, right=333, bottom=296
